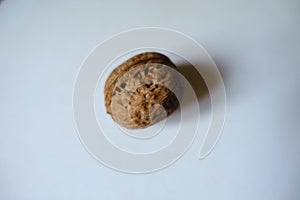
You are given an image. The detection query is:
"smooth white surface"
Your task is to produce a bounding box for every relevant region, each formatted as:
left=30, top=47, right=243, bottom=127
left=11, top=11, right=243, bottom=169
left=0, top=0, right=299, bottom=200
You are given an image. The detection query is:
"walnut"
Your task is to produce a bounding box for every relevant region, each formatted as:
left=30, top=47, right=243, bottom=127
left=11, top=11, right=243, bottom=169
left=104, top=52, right=181, bottom=129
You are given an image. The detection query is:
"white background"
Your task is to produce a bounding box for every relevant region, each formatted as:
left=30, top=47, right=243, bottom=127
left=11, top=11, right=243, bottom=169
left=0, top=0, right=299, bottom=199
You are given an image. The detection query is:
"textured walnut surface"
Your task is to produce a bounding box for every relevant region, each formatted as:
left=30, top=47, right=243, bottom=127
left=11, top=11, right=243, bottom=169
left=104, top=52, right=181, bottom=129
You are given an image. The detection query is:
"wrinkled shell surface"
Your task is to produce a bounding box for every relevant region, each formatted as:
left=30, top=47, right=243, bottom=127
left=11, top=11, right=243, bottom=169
left=104, top=52, right=181, bottom=129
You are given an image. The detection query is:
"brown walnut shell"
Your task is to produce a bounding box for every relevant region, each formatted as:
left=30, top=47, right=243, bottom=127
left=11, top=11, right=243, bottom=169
left=104, top=52, right=181, bottom=129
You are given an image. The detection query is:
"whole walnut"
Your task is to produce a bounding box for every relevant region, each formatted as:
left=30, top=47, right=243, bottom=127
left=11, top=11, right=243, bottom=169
left=104, top=52, right=181, bottom=129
